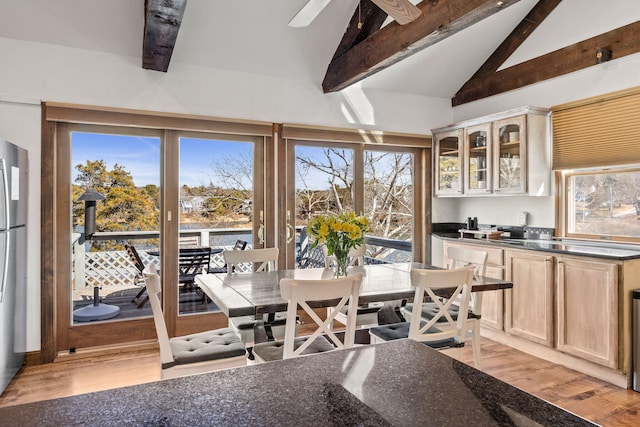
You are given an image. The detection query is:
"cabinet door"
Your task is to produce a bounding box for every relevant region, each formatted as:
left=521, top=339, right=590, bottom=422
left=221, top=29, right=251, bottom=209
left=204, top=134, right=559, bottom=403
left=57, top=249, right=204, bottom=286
left=505, top=250, right=554, bottom=346
left=434, top=129, right=463, bottom=196
left=464, top=123, right=492, bottom=195
left=481, top=265, right=504, bottom=331
left=556, top=256, right=618, bottom=368
left=493, top=115, right=526, bottom=194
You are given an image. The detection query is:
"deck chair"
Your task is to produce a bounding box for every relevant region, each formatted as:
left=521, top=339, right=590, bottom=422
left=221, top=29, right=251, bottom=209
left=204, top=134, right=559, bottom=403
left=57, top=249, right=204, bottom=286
left=125, top=244, right=148, bottom=308
left=253, top=273, right=363, bottom=362
left=323, top=245, right=382, bottom=330
left=401, top=246, right=487, bottom=368
left=208, top=239, right=247, bottom=273
left=370, top=267, right=474, bottom=361
left=178, top=247, right=212, bottom=308
left=143, top=264, right=246, bottom=379
left=222, top=247, right=284, bottom=358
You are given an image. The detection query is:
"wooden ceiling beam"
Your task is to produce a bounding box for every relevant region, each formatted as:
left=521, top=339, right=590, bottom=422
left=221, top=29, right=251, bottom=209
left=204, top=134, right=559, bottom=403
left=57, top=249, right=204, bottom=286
left=142, top=0, right=187, bottom=72
left=464, top=0, right=562, bottom=79
left=322, top=0, right=524, bottom=93
left=332, top=0, right=388, bottom=60
left=452, top=21, right=640, bottom=105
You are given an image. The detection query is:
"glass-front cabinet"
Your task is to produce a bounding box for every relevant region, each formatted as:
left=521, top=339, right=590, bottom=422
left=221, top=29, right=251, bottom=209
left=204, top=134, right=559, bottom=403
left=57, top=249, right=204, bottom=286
left=432, top=106, right=550, bottom=198
left=493, top=115, right=526, bottom=194
left=434, top=129, right=463, bottom=196
left=464, top=124, right=492, bottom=194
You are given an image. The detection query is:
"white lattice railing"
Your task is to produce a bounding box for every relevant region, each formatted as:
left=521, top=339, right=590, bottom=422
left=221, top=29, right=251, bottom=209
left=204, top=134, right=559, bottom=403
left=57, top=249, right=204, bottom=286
left=77, top=248, right=234, bottom=289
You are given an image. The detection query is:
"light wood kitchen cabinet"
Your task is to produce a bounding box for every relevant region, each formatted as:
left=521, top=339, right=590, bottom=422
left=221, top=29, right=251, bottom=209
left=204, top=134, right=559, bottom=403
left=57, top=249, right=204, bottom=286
left=464, top=123, right=492, bottom=195
left=493, top=115, right=526, bottom=194
left=556, top=256, right=618, bottom=368
left=434, top=129, right=463, bottom=196
left=432, top=106, right=550, bottom=197
left=504, top=250, right=555, bottom=347
left=443, top=241, right=504, bottom=331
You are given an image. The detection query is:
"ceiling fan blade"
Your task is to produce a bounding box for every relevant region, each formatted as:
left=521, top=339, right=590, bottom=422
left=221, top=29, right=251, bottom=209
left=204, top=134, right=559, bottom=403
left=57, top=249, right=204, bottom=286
left=370, top=0, right=421, bottom=25
left=288, top=0, right=333, bottom=28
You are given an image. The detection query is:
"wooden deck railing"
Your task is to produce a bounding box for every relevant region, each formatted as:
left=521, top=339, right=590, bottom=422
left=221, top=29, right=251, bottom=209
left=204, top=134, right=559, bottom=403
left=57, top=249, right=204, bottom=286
left=72, top=227, right=411, bottom=290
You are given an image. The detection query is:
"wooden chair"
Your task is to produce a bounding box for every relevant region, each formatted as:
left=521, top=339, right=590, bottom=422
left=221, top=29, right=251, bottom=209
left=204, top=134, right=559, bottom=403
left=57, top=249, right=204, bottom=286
left=125, top=244, right=149, bottom=308
left=370, top=267, right=474, bottom=361
left=208, top=239, right=247, bottom=273
left=222, top=247, right=284, bottom=358
left=401, top=246, right=488, bottom=368
left=323, top=245, right=383, bottom=330
left=178, top=247, right=212, bottom=308
left=143, top=264, right=246, bottom=379
left=253, top=273, right=363, bottom=362
left=223, top=247, right=278, bottom=273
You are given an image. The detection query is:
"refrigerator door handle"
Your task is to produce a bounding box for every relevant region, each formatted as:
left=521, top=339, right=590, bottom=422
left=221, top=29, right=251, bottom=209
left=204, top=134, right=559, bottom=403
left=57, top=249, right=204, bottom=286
left=0, top=231, right=8, bottom=302
left=0, top=158, right=8, bottom=230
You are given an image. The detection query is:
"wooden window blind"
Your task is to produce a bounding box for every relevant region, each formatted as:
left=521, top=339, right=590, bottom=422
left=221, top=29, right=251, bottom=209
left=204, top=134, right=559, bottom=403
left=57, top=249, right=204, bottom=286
left=551, top=86, right=640, bottom=170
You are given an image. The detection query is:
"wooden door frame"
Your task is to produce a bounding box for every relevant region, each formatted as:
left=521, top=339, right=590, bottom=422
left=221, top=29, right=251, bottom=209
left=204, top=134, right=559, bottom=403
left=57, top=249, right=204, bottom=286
left=41, top=103, right=273, bottom=362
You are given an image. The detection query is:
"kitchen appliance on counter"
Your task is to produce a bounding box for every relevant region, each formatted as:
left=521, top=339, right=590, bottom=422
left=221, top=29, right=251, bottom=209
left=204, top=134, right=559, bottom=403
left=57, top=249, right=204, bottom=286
left=0, top=138, right=28, bottom=394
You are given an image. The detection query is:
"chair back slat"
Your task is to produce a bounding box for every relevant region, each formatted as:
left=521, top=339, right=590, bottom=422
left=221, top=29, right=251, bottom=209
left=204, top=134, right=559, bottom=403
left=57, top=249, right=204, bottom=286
left=280, top=273, right=362, bottom=359
left=223, top=247, right=278, bottom=273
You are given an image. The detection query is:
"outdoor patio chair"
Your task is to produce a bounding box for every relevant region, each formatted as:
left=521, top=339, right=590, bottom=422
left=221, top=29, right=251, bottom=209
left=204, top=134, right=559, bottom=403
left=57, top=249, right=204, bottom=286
left=143, top=264, right=246, bottom=379
left=208, top=239, right=247, bottom=273
left=178, top=247, right=212, bottom=308
left=125, top=244, right=149, bottom=308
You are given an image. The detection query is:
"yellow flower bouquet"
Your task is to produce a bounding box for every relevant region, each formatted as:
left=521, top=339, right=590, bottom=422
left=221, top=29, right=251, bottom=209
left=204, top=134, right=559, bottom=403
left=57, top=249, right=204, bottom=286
left=307, top=211, right=371, bottom=276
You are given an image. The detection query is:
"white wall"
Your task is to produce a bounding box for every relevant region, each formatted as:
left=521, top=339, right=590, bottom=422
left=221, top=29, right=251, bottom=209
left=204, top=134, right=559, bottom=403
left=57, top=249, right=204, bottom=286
left=0, top=37, right=451, bottom=352
left=433, top=53, right=640, bottom=229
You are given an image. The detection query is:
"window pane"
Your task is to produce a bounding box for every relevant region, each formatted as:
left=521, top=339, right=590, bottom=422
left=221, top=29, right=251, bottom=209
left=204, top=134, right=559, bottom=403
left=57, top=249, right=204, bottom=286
left=364, top=151, right=413, bottom=262
left=295, top=146, right=354, bottom=268
left=71, top=132, right=160, bottom=324
left=568, top=169, right=640, bottom=239
left=178, top=137, right=254, bottom=314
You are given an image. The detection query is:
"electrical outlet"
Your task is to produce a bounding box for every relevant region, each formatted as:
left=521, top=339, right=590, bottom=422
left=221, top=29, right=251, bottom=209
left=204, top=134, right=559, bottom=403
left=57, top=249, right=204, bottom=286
left=518, top=211, right=528, bottom=226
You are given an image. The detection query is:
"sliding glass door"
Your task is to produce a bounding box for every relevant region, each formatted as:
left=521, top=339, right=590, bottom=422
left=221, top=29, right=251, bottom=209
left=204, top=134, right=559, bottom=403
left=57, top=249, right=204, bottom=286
left=288, top=139, right=421, bottom=269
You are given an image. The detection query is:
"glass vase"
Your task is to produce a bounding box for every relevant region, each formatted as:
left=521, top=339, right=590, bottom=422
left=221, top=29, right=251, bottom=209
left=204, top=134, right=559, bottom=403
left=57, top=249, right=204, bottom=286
left=334, top=248, right=349, bottom=277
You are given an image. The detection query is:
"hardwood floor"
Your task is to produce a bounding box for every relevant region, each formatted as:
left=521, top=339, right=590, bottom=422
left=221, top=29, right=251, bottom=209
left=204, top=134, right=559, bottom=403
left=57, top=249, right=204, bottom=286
left=1, top=337, right=639, bottom=425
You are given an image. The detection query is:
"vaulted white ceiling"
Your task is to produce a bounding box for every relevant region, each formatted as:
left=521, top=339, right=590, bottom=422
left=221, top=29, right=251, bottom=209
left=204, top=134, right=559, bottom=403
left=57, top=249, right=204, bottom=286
left=0, top=0, right=638, bottom=100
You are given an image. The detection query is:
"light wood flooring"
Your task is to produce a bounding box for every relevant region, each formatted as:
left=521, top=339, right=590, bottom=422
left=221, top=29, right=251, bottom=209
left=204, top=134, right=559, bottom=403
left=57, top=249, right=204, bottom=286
left=1, top=337, right=639, bottom=426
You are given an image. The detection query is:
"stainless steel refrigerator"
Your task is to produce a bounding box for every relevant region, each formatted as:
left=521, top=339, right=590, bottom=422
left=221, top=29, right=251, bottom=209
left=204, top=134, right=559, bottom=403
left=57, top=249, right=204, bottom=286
left=0, top=138, right=28, bottom=394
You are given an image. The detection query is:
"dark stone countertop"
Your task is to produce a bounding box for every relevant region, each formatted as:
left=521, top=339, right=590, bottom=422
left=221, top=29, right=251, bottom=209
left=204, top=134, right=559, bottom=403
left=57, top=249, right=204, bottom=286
left=433, top=233, right=640, bottom=260
left=0, top=339, right=595, bottom=426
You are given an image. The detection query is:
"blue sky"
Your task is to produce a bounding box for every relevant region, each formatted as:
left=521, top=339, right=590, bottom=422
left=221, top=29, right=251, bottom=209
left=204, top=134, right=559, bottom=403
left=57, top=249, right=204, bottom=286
left=71, top=132, right=253, bottom=187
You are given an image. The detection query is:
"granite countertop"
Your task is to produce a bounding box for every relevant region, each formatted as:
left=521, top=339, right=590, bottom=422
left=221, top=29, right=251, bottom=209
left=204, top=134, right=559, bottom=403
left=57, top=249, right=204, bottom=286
left=434, top=233, right=640, bottom=260
left=0, top=339, right=594, bottom=426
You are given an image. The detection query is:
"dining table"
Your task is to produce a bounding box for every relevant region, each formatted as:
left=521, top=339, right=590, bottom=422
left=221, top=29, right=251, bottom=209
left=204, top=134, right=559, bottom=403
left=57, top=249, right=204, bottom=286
left=195, top=262, right=513, bottom=319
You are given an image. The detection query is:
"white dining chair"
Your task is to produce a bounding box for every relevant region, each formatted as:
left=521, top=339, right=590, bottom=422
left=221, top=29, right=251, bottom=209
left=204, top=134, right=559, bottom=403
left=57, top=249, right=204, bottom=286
left=221, top=247, right=290, bottom=358
left=253, top=273, right=363, bottom=362
left=322, top=245, right=383, bottom=330
left=143, top=264, right=246, bottom=379
left=370, top=267, right=474, bottom=361
left=401, top=246, right=487, bottom=368
left=223, top=247, right=278, bottom=273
